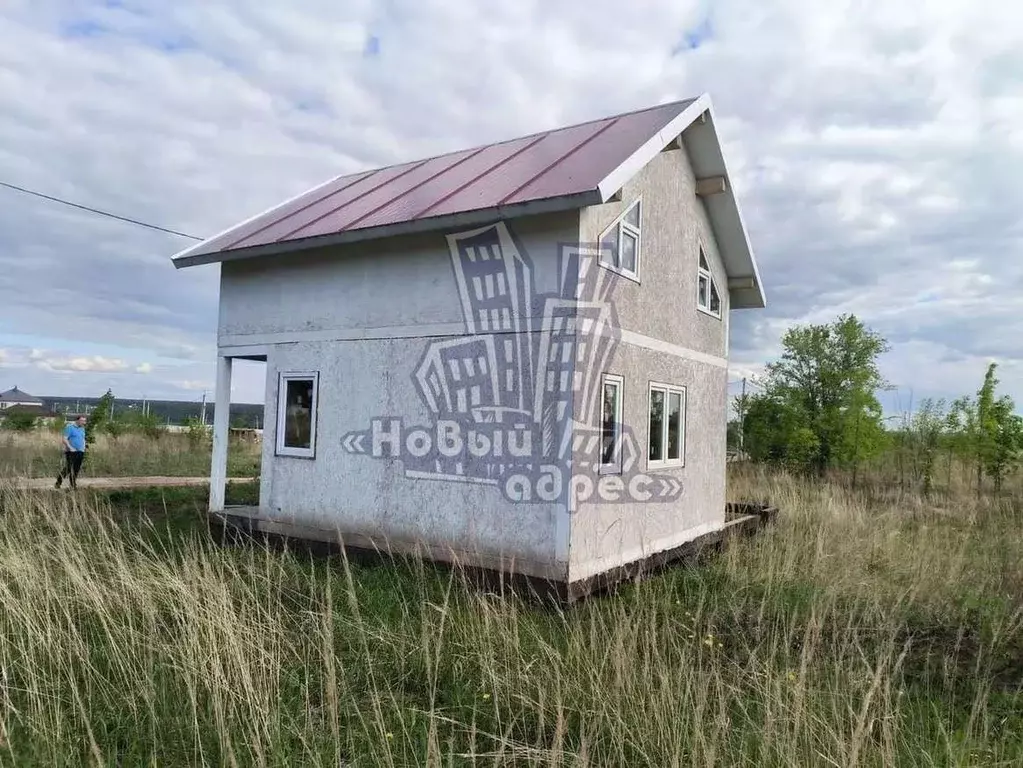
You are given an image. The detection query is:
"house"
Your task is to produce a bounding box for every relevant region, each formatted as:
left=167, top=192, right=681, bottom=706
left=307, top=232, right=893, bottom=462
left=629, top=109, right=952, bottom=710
left=0, top=386, right=44, bottom=410
left=172, top=93, right=766, bottom=599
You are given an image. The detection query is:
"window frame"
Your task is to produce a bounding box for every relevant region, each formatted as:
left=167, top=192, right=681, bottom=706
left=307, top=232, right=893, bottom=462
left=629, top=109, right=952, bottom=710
left=597, top=198, right=642, bottom=283
left=598, top=373, right=625, bottom=475
left=275, top=370, right=320, bottom=459
left=647, top=381, right=687, bottom=470
left=697, top=247, right=722, bottom=319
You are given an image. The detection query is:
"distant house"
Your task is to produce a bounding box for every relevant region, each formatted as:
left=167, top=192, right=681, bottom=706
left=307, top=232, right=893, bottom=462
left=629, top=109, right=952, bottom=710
left=0, top=386, right=43, bottom=410
left=172, top=93, right=766, bottom=598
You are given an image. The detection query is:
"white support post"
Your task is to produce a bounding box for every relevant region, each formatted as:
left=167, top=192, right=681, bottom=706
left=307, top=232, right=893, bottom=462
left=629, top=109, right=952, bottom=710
left=209, top=355, right=233, bottom=512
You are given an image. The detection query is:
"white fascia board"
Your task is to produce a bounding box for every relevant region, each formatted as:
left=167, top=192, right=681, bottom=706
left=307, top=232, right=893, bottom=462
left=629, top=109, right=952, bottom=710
left=596, top=94, right=711, bottom=203
left=596, top=93, right=766, bottom=310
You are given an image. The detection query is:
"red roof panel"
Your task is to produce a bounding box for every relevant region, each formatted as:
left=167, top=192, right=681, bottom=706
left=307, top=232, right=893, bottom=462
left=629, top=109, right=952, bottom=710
left=503, top=101, right=689, bottom=204
left=177, top=98, right=697, bottom=260
left=352, top=133, right=545, bottom=230
left=419, top=118, right=614, bottom=220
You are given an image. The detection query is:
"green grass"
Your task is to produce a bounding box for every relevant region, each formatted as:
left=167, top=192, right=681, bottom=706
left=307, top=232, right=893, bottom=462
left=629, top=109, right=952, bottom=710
left=0, top=430, right=261, bottom=478
left=0, top=473, right=1020, bottom=765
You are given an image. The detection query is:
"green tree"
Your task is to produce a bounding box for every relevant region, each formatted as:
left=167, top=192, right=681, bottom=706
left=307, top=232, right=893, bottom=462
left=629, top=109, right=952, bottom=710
left=750, top=314, right=890, bottom=476
left=910, top=398, right=948, bottom=497
left=118, top=409, right=162, bottom=440
left=87, top=389, right=115, bottom=445
left=976, top=363, right=1022, bottom=493
left=948, top=365, right=1023, bottom=494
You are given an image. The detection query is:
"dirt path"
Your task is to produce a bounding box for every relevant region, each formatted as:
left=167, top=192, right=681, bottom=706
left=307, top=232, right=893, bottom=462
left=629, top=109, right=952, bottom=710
left=9, top=476, right=254, bottom=491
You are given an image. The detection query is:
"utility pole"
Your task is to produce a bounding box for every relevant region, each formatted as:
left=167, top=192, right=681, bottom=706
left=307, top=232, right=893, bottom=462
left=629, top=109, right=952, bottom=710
left=200, top=391, right=207, bottom=426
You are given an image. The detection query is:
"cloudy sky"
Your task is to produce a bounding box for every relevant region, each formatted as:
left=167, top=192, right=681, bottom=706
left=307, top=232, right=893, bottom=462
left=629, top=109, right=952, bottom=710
left=1, top=0, right=1021, bottom=412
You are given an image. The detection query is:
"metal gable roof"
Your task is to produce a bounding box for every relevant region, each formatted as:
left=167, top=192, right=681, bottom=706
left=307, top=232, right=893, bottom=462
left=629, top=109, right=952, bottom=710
left=0, top=386, right=42, bottom=403
left=172, top=93, right=765, bottom=308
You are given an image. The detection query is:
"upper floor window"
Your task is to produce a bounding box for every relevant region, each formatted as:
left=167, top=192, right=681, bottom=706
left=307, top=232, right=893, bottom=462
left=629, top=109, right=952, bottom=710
left=697, top=249, right=721, bottom=318
left=598, top=200, right=641, bottom=281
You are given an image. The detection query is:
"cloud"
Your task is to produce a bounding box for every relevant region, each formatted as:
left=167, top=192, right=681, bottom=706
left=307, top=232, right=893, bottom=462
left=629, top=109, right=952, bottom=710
left=34, top=354, right=128, bottom=373
left=0, top=0, right=1021, bottom=410
left=174, top=380, right=212, bottom=392
left=136, top=362, right=153, bottom=374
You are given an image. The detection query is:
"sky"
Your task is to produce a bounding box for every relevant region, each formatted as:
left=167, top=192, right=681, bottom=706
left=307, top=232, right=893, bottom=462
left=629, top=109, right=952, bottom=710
left=1, top=1, right=1021, bottom=413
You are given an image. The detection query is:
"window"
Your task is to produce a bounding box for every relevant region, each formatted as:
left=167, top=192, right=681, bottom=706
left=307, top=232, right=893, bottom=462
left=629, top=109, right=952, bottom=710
left=599, top=374, right=624, bottom=474
left=697, top=249, right=721, bottom=318
left=276, top=371, right=319, bottom=458
left=648, top=382, right=686, bottom=468
left=598, top=199, right=641, bottom=281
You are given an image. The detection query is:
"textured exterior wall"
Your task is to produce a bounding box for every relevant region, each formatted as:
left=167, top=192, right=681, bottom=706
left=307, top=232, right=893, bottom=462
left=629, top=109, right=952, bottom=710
left=568, top=145, right=730, bottom=582
left=258, top=338, right=567, bottom=578
left=568, top=345, right=727, bottom=582
left=578, top=146, right=730, bottom=358
left=219, top=212, right=574, bottom=340
left=223, top=212, right=581, bottom=579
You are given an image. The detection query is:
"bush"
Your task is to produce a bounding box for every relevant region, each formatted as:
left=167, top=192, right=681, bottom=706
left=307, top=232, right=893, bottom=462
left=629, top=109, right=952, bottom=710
left=1, top=411, right=38, bottom=432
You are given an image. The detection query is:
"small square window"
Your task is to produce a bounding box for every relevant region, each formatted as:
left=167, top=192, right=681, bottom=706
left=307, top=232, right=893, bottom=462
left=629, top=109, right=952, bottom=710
left=276, top=371, right=319, bottom=458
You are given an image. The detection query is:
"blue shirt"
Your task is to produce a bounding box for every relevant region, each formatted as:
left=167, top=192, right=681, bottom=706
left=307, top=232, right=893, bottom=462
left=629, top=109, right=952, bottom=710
left=64, top=424, right=86, bottom=452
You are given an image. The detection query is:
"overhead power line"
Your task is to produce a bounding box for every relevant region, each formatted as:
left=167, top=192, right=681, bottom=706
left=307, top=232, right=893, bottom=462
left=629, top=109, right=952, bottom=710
left=0, top=180, right=203, bottom=240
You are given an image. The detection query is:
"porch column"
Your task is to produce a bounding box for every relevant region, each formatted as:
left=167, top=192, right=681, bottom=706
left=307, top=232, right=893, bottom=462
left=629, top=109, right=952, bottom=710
left=209, top=354, right=233, bottom=512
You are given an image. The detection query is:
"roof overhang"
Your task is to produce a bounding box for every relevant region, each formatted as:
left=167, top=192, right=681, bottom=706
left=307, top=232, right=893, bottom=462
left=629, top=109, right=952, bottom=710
left=596, top=94, right=765, bottom=309
left=172, top=93, right=765, bottom=309
left=171, top=189, right=602, bottom=269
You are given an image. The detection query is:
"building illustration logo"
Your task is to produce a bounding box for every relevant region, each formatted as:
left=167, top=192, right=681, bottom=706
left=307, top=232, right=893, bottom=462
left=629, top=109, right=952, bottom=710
left=341, top=222, right=684, bottom=509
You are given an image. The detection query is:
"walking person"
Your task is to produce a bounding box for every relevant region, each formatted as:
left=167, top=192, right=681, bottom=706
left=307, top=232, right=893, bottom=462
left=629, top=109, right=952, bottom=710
left=55, top=415, right=87, bottom=489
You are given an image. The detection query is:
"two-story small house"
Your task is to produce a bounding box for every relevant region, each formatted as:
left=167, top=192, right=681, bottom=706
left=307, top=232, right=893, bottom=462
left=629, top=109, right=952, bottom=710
left=172, top=93, right=766, bottom=598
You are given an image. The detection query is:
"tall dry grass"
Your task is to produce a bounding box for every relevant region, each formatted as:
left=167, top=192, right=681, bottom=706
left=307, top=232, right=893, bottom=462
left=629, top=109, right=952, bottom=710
left=0, top=430, right=261, bottom=479
left=0, top=472, right=1020, bottom=765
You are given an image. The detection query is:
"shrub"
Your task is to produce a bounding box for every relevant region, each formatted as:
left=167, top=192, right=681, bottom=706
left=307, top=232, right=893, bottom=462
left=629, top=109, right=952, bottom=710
left=1, top=411, right=38, bottom=432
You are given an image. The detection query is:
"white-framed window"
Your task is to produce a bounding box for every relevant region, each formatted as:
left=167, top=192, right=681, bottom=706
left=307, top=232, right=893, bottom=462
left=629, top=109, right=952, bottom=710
left=697, top=249, right=721, bottom=318
left=599, top=373, right=624, bottom=474
left=648, top=382, right=686, bottom=468
left=276, top=371, right=319, bottom=458
left=598, top=199, right=641, bottom=281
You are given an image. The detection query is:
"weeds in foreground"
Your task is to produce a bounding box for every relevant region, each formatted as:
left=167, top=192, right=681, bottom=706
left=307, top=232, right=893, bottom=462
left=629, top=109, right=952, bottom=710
left=0, top=430, right=261, bottom=479
left=0, top=474, right=1020, bottom=765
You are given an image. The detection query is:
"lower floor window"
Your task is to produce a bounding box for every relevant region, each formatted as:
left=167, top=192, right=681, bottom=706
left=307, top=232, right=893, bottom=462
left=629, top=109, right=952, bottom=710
left=648, top=382, right=686, bottom=467
left=277, top=371, right=319, bottom=458
left=600, top=373, right=624, bottom=473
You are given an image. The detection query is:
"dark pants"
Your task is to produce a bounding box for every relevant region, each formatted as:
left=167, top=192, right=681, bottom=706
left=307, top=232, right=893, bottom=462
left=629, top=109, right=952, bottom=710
left=56, top=451, right=85, bottom=488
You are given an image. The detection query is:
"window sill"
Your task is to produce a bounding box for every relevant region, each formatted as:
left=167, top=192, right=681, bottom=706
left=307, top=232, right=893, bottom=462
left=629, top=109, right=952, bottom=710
left=697, top=305, right=722, bottom=320
left=598, top=463, right=622, bottom=476
left=648, top=460, right=685, bottom=471
left=598, top=261, right=641, bottom=284
left=275, top=448, right=316, bottom=460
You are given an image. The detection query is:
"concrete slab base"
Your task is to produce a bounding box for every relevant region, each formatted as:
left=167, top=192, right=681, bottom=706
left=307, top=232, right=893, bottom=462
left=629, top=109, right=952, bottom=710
left=207, top=501, right=778, bottom=607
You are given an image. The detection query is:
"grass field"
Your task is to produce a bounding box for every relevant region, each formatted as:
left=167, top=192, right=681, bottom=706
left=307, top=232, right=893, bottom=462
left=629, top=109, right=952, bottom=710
left=0, top=430, right=261, bottom=479
left=0, top=469, right=1020, bottom=765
